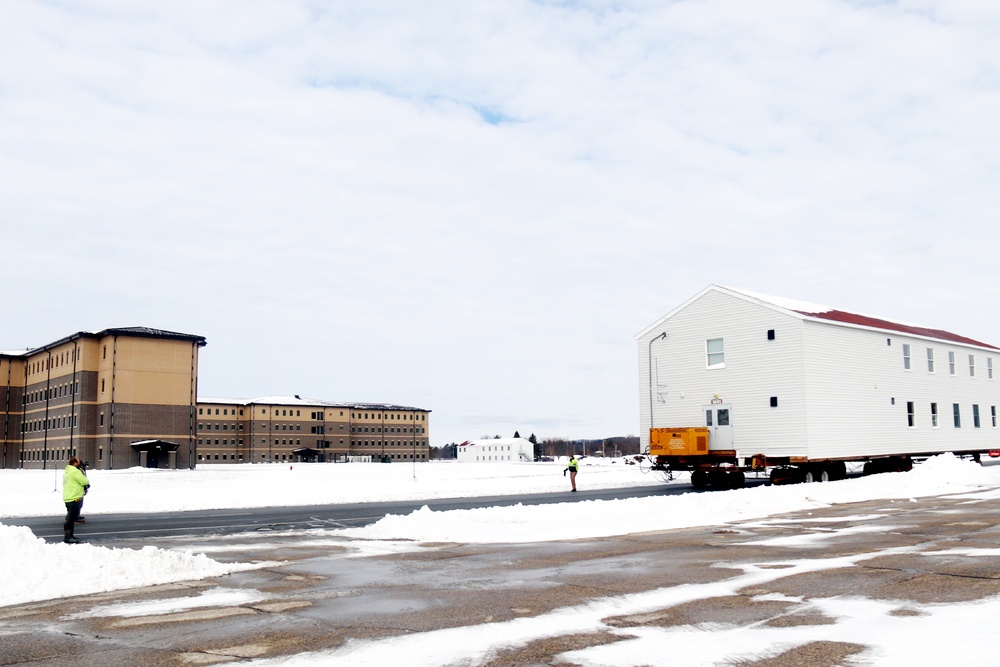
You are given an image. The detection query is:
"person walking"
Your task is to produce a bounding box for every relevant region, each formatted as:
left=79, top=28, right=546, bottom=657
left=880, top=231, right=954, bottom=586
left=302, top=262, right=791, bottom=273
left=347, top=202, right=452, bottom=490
left=565, top=455, right=579, bottom=492
left=62, top=457, right=88, bottom=544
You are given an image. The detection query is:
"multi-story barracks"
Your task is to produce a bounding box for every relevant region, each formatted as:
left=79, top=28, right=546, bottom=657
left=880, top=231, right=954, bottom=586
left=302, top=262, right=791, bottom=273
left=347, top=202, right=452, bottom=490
left=2, top=328, right=430, bottom=469
left=1, top=327, right=205, bottom=470
left=196, top=396, right=431, bottom=464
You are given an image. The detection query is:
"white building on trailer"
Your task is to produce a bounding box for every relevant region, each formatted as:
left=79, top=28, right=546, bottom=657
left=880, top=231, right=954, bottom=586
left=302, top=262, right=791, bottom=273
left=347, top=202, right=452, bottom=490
left=636, top=285, right=1000, bottom=464
left=457, top=437, right=536, bottom=463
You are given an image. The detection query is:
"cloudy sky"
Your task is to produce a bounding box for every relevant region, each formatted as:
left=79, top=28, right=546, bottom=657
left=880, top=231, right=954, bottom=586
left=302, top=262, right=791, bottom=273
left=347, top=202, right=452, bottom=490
left=3, top=1, right=999, bottom=445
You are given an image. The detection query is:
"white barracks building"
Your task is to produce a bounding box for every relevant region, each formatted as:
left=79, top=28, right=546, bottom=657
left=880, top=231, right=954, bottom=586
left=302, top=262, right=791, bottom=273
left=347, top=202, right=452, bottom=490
left=637, top=285, right=1000, bottom=463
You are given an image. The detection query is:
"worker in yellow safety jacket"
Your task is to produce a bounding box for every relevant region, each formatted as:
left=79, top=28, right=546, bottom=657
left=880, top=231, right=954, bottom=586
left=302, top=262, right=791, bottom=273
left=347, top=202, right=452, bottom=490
left=62, top=457, right=88, bottom=544
left=564, top=455, right=579, bottom=492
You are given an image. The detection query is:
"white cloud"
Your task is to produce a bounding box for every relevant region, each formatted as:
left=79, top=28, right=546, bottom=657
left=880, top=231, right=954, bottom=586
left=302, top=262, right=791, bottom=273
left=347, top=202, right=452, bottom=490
left=3, top=1, right=1000, bottom=443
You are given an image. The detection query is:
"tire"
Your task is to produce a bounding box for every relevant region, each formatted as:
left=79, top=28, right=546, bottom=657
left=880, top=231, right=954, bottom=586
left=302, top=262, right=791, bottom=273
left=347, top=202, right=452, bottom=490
left=803, top=469, right=816, bottom=483
left=817, top=467, right=830, bottom=483
left=770, top=468, right=793, bottom=485
left=728, top=470, right=746, bottom=489
left=708, top=469, right=730, bottom=490
left=691, top=469, right=709, bottom=490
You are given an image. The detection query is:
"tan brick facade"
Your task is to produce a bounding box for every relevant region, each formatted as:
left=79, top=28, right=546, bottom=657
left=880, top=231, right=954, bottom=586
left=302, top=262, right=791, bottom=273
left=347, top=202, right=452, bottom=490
left=196, top=397, right=431, bottom=464
left=2, top=328, right=431, bottom=469
left=1, top=328, right=204, bottom=470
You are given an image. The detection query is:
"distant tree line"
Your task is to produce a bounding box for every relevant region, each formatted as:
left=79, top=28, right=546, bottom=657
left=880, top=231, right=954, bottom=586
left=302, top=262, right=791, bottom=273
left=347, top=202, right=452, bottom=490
left=429, top=433, right=639, bottom=460
left=536, top=435, right=639, bottom=458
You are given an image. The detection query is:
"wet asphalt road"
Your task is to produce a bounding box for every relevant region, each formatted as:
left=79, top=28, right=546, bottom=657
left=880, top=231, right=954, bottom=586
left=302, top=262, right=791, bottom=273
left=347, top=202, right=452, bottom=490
left=4, top=477, right=770, bottom=544
left=4, top=476, right=1000, bottom=666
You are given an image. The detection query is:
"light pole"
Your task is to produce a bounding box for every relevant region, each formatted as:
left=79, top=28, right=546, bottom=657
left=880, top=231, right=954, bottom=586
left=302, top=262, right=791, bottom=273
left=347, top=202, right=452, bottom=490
left=648, top=332, right=667, bottom=429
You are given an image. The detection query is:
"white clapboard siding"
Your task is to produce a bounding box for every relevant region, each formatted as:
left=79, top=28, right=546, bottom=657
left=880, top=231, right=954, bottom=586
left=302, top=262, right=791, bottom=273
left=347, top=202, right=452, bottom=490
left=638, top=285, right=1000, bottom=462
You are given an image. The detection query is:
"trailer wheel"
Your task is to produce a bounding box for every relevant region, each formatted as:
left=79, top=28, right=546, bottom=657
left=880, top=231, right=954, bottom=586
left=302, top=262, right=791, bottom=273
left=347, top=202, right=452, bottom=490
left=691, top=469, right=709, bottom=490
left=828, top=461, right=847, bottom=481
left=803, top=469, right=816, bottom=483
left=708, top=468, right=730, bottom=489
left=817, top=467, right=830, bottom=483
left=770, top=468, right=796, bottom=485
left=728, top=470, right=746, bottom=489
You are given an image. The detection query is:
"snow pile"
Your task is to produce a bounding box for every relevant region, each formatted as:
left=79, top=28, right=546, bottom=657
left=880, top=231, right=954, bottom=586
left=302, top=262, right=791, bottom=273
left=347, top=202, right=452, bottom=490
left=0, top=524, right=272, bottom=607
left=340, top=454, right=1000, bottom=543
left=3, top=454, right=1000, bottom=609
left=0, top=458, right=655, bottom=518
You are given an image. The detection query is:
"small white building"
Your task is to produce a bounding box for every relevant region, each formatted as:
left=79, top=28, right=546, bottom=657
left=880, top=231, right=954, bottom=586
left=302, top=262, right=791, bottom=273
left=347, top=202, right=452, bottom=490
left=637, top=285, right=1000, bottom=462
left=457, top=437, right=536, bottom=463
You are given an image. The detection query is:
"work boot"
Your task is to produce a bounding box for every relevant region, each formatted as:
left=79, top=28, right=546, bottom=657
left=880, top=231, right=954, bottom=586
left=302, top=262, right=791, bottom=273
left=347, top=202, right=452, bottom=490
left=64, top=536, right=80, bottom=544
left=75, top=517, right=86, bottom=524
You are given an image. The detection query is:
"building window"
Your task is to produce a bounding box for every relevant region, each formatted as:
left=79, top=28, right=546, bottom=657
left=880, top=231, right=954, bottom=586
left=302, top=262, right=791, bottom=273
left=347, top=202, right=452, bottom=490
left=906, top=402, right=915, bottom=427
left=927, top=348, right=935, bottom=373
left=949, top=351, right=956, bottom=375
left=970, top=355, right=976, bottom=377
left=706, top=338, right=725, bottom=368
left=953, top=403, right=961, bottom=428
left=973, top=404, right=981, bottom=428
left=902, top=344, right=911, bottom=370
left=992, top=406, right=997, bottom=428
left=989, top=359, right=994, bottom=380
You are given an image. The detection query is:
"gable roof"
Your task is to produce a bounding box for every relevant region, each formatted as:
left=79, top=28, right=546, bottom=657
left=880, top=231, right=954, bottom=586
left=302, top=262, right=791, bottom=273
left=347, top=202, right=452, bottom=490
left=640, top=285, right=999, bottom=350
left=1, top=327, right=206, bottom=359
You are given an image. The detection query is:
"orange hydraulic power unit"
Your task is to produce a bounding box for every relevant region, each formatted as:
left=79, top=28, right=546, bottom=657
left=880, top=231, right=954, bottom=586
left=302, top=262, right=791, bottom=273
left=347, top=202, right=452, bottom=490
left=649, top=427, right=709, bottom=457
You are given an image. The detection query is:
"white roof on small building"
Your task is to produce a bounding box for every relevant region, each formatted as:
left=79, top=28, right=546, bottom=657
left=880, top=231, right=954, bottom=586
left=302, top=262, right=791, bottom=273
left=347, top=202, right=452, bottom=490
left=460, top=437, right=534, bottom=449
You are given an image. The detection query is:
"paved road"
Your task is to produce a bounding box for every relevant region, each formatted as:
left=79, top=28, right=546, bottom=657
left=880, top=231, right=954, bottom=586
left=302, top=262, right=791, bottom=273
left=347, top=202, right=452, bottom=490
left=5, top=476, right=769, bottom=544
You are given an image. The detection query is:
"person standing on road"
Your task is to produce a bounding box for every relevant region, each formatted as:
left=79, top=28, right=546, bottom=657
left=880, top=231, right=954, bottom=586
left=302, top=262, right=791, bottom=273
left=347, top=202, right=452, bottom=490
left=77, top=462, right=90, bottom=525
left=62, top=457, right=88, bottom=544
left=565, top=455, right=579, bottom=492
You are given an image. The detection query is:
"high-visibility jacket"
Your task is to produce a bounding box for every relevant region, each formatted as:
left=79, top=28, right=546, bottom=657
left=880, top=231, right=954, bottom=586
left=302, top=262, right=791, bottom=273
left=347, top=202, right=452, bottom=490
left=63, top=465, right=89, bottom=503
left=568, top=458, right=579, bottom=472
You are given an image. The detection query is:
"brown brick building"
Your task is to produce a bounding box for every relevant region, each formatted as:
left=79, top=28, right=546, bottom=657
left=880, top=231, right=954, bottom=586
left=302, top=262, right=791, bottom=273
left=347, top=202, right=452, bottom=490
left=197, top=396, right=431, bottom=464
left=2, top=328, right=431, bottom=470
left=1, top=327, right=206, bottom=470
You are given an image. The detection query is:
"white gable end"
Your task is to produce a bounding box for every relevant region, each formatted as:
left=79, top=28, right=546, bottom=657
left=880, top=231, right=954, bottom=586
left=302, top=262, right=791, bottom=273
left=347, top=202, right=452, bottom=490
left=639, top=286, right=1000, bottom=462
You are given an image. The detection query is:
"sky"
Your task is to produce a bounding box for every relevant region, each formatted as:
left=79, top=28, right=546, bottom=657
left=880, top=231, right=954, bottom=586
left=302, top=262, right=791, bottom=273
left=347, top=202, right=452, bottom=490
left=4, top=1, right=1000, bottom=446
left=5, top=455, right=1000, bottom=666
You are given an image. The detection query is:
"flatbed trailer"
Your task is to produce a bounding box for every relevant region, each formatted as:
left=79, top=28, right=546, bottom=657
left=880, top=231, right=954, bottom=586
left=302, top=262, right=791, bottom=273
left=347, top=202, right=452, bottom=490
left=648, top=426, right=986, bottom=490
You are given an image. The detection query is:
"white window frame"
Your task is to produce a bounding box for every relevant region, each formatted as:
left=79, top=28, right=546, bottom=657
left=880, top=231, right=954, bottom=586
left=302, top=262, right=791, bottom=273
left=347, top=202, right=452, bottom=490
left=949, top=351, right=956, bottom=375
left=927, top=348, right=935, bottom=373
left=930, top=402, right=939, bottom=428
left=969, top=354, right=976, bottom=377
left=989, top=358, right=994, bottom=380
left=706, top=338, right=725, bottom=369
left=902, top=344, right=911, bottom=370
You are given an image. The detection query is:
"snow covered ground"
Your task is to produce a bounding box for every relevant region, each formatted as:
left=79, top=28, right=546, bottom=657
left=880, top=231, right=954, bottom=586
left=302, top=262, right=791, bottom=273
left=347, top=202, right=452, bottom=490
left=4, top=455, right=1000, bottom=665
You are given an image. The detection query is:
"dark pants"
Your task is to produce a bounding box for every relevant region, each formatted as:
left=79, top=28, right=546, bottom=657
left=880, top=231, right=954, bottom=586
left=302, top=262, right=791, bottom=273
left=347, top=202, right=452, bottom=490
left=64, top=499, right=82, bottom=539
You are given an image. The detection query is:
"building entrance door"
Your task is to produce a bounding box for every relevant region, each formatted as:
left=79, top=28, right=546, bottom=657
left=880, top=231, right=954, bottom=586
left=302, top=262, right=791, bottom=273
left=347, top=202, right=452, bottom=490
left=704, top=404, right=733, bottom=451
